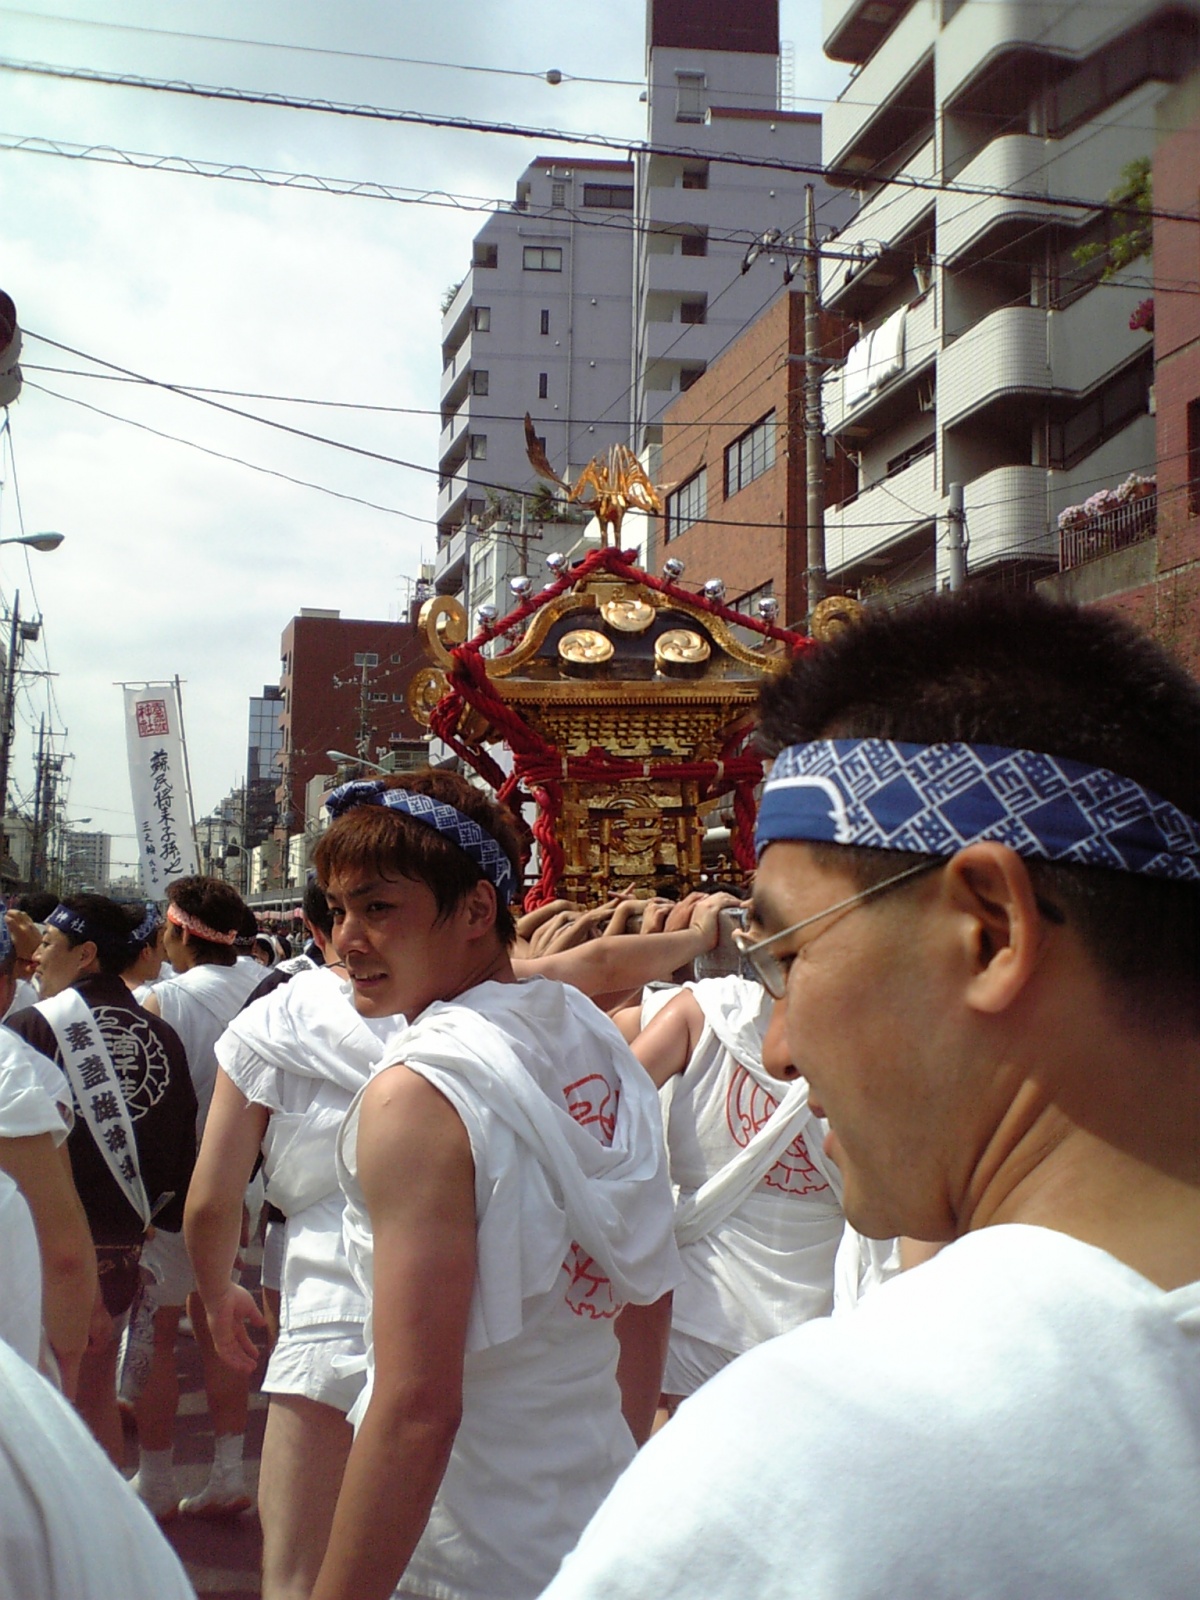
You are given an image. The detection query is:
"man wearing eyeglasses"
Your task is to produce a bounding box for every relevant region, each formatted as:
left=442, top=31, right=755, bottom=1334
left=541, top=589, right=1200, bottom=1600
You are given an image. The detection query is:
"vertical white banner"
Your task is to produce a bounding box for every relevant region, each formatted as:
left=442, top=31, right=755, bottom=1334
left=123, top=684, right=198, bottom=895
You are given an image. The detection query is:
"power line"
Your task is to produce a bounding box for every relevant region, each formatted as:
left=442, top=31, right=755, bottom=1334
left=0, top=7, right=641, bottom=87
left=22, top=379, right=436, bottom=523
left=2, top=56, right=1197, bottom=225
left=5, top=130, right=1192, bottom=298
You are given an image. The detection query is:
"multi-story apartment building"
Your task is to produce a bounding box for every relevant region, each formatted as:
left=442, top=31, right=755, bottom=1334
left=817, top=0, right=1200, bottom=601
left=435, top=157, right=638, bottom=603
left=634, top=0, right=852, bottom=454
left=62, top=829, right=111, bottom=895
left=1040, top=67, right=1200, bottom=674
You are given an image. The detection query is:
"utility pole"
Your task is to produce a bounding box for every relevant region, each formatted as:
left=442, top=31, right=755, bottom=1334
left=28, top=717, right=48, bottom=889
left=0, top=591, right=20, bottom=828
left=803, top=185, right=827, bottom=623
left=946, top=483, right=967, bottom=591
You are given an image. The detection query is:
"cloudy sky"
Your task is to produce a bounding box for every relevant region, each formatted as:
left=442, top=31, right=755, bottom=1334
left=0, top=0, right=849, bottom=878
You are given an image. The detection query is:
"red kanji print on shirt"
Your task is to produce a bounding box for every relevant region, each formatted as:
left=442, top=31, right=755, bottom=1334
left=563, top=1073, right=617, bottom=1143
left=561, top=1070, right=620, bottom=1316
left=725, top=1065, right=830, bottom=1197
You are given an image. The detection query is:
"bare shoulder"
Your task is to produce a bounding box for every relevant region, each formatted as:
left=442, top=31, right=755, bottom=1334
left=633, top=988, right=706, bottom=1087
left=357, top=1065, right=475, bottom=1215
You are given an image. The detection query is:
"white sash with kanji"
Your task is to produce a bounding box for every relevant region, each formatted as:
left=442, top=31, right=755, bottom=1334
left=36, top=987, right=153, bottom=1231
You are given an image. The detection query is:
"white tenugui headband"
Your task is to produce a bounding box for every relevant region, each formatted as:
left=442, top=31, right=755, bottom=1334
left=756, top=739, right=1200, bottom=883
left=325, top=780, right=516, bottom=901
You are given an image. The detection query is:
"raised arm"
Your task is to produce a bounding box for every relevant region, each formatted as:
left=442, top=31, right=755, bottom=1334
left=311, top=1065, right=477, bottom=1600
left=183, top=1068, right=269, bottom=1372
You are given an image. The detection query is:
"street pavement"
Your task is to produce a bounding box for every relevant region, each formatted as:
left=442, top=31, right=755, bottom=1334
left=124, top=1296, right=268, bottom=1598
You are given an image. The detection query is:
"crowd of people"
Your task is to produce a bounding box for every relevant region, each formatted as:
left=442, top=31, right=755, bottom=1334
left=0, top=587, right=1197, bottom=1599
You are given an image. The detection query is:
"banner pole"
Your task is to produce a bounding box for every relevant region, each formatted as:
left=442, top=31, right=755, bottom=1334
left=172, top=675, right=201, bottom=870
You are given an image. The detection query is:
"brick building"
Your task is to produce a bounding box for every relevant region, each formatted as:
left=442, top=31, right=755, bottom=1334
left=1039, top=71, right=1200, bottom=677
left=275, top=609, right=427, bottom=836
left=655, top=290, right=853, bottom=625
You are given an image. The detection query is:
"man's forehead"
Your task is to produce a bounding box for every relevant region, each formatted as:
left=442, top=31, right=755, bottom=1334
left=750, top=842, right=836, bottom=929
left=324, top=870, right=403, bottom=902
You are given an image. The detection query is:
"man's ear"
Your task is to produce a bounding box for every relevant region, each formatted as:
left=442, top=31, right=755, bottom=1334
left=941, top=843, right=1048, bottom=1016
left=74, top=938, right=102, bottom=976
left=462, top=878, right=500, bottom=938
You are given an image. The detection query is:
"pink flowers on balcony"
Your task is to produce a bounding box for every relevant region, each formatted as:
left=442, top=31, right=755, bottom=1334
left=1057, top=473, right=1156, bottom=530
left=1129, top=298, right=1154, bottom=333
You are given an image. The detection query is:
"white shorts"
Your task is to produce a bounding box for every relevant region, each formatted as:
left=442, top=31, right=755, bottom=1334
left=263, top=1326, right=366, bottom=1415
left=662, top=1329, right=738, bottom=1399
left=141, top=1228, right=195, bottom=1309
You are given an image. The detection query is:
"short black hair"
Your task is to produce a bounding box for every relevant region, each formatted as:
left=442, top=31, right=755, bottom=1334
left=166, top=876, right=249, bottom=967
left=757, top=589, right=1200, bottom=1031
left=11, top=891, right=58, bottom=923
left=302, top=878, right=334, bottom=938
left=56, top=893, right=138, bottom=976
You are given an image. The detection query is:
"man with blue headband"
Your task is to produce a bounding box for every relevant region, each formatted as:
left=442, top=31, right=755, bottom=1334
left=300, top=769, right=679, bottom=1600
left=542, top=589, right=1200, bottom=1599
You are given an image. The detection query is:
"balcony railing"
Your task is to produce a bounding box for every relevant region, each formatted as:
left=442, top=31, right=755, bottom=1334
left=1058, top=492, right=1156, bottom=571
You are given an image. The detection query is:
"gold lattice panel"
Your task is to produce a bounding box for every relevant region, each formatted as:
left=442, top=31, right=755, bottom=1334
left=523, top=707, right=740, bottom=760
left=558, top=781, right=706, bottom=898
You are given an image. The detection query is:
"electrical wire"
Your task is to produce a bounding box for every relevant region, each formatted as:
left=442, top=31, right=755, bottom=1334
left=2, top=56, right=1196, bottom=224
left=0, top=7, right=643, bottom=88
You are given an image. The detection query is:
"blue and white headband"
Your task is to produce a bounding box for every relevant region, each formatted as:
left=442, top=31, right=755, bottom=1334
left=0, top=901, right=11, bottom=966
left=325, top=781, right=516, bottom=900
left=757, top=740, right=1200, bottom=883
left=46, top=902, right=138, bottom=956
left=129, top=903, right=161, bottom=946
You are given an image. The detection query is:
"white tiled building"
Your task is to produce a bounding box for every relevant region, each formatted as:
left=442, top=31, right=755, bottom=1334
left=634, top=0, right=853, bottom=452
left=435, top=157, right=637, bottom=605
left=818, top=0, right=1199, bottom=598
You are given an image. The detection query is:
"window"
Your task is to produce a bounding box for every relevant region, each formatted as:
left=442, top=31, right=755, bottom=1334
left=469, top=435, right=488, bottom=460
left=734, top=578, right=775, bottom=614
left=1047, top=356, right=1151, bottom=471
left=539, top=309, right=550, bottom=335
left=371, top=693, right=390, bottom=704
left=538, top=372, right=549, bottom=399
left=551, top=182, right=566, bottom=207
left=680, top=299, right=707, bottom=326
left=885, top=436, right=935, bottom=477
left=353, top=652, right=379, bottom=668
left=681, top=165, right=709, bottom=190
left=665, top=468, right=706, bottom=541
left=725, top=414, right=777, bottom=497
left=523, top=247, right=563, bottom=272
left=681, top=230, right=708, bottom=257
left=471, top=370, right=489, bottom=396
left=582, top=184, right=634, bottom=209
left=675, top=71, right=707, bottom=123
left=390, top=653, right=404, bottom=664
left=1189, top=398, right=1200, bottom=516
left=474, top=243, right=498, bottom=268
left=679, top=365, right=706, bottom=392
left=392, top=693, right=406, bottom=702
left=472, top=306, right=491, bottom=332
